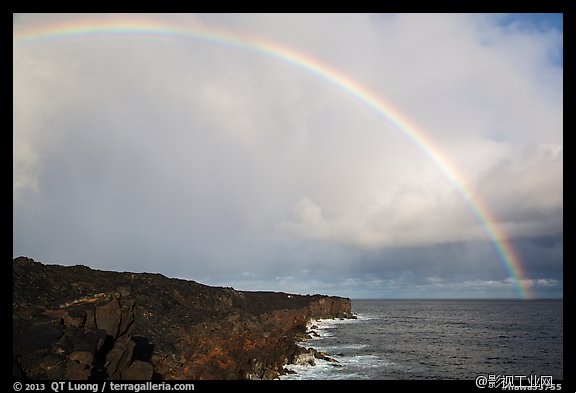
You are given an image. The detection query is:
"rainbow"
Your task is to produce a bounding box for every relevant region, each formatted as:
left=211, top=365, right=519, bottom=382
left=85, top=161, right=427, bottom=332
left=13, top=15, right=533, bottom=298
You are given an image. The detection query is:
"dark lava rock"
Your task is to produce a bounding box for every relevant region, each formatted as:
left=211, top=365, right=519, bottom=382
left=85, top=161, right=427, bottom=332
left=121, top=360, right=154, bottom=380
left=13, top=257, right=353, bottom=380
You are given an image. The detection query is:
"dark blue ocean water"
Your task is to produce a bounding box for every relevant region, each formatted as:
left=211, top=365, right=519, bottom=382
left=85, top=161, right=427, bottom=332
left=282, top=299, right=563, bottom=380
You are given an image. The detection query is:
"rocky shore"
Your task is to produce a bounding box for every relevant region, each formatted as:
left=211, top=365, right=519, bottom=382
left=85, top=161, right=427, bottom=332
left=12, top=257, right=353, bottom=380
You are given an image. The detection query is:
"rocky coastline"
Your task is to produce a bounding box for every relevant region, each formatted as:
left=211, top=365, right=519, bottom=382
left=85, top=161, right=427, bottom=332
left=13, top=257, right=354, bottom=380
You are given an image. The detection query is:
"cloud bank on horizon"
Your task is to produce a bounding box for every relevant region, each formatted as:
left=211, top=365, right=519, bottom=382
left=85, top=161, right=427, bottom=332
left=13, top=13, right=562, bottom=298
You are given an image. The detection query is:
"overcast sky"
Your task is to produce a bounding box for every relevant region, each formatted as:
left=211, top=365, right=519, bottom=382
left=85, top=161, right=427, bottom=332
left=13, top=13, right=562, bottom=298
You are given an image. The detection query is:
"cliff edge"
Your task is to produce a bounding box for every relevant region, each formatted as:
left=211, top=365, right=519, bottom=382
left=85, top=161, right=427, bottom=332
left=12, top=257, right=353, bottom=380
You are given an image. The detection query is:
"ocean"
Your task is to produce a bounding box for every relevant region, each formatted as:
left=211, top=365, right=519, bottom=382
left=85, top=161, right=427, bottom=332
left=281, top=299, right=563, bottom=380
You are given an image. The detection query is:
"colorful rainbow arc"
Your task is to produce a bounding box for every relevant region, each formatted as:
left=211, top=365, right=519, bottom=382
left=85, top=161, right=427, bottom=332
left=13, top=17, right=533, bottom=298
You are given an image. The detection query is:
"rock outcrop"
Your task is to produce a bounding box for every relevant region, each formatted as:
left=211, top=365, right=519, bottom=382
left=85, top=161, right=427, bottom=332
left=13, top=257, right=353, bottom=380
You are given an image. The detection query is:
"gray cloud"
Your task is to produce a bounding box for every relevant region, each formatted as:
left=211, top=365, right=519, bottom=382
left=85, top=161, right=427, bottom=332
left=13, top=13, right=562, bottom=298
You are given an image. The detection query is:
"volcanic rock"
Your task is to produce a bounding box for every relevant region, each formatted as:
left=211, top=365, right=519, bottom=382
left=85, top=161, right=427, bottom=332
left=13, top=257, right=353, bottom=380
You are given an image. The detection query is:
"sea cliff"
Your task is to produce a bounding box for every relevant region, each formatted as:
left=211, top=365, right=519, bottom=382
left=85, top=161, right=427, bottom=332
left=12, top=257, right=353, bottom=380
